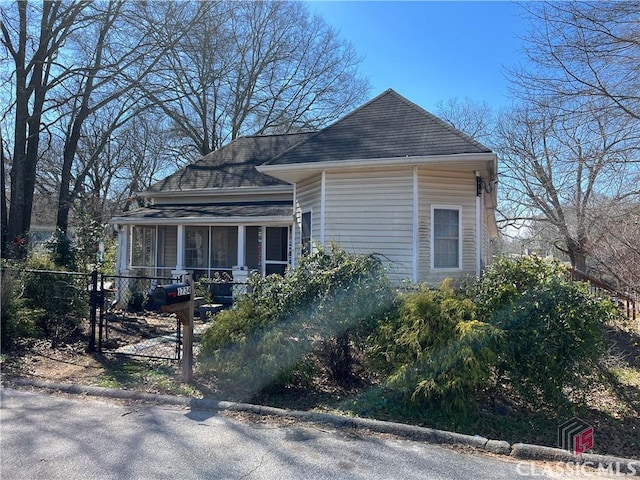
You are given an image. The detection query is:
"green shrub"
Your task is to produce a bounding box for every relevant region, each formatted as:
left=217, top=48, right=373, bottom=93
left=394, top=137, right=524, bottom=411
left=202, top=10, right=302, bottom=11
left=475, top=256, right=615, bottom=406
left=1, top=266, right=39, bottom=349
left=474, top=255, right=568, bottom=320
left=99, top=238, right=118, bottom=275
left=199, top=246, right=395, bottom=396
left=43, top=228, right=78, bottom=270
left=20, top=252, right=88, bottom=343
left=368, top=280, right=502, bottom=410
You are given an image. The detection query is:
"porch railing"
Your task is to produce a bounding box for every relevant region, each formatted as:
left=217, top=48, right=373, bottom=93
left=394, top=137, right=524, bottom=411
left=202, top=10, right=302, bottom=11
left=570, top=269, right=637, bottom=322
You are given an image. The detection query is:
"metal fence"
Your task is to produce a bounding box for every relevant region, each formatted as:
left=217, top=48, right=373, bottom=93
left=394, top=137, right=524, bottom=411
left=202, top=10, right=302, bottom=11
left=95, top=273, right=183, bottom=360
left=4, top=267, right=246, bottom=359
left=92, top=272, right=248, bottom=359
left=3, top=268, right=93, bottom=344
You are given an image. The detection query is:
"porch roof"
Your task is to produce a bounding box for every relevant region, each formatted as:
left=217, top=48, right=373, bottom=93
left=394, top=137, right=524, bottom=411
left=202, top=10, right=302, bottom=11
left=112, top=201, right=293, bottom=225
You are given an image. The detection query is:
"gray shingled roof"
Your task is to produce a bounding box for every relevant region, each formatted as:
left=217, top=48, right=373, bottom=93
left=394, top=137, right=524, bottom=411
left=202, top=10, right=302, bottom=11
left=263, top=89, right=491, bottom=166
left=115, top=201, right=293, bottom=220
left=145, top=132, right=314, bottom=193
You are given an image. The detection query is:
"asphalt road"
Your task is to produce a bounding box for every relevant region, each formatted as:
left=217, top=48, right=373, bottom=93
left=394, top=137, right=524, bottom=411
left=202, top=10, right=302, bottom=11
left=0, top=388, right=582, bottom=479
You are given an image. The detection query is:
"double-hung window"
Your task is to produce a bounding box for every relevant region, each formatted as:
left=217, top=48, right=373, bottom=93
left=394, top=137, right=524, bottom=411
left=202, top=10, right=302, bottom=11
left=432, top=206, right=461, bottom=269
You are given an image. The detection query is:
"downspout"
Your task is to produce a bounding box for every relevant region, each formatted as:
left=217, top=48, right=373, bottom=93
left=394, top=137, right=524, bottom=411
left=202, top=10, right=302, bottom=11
left=475, top=171, right=482, bottom=276
left=320, top=171, right=326, bottom=246
left=412, top=166, right=419, bottom=283
left=291, top=183, right=297, bottom=267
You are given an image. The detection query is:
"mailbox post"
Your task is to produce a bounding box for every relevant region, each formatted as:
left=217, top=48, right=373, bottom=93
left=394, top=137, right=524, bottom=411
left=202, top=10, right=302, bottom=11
left=153, top=276, right=194, bottom=382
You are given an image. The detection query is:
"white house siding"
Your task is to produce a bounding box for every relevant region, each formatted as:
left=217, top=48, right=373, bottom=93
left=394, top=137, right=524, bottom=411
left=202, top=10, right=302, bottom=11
left=323, top=169, right=414, bottom=284
left=295, top=174, right=322, bottom=257
left=417, top=167, right=478, bottom=285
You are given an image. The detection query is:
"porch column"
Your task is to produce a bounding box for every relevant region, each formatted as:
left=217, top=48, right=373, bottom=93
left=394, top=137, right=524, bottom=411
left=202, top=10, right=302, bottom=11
left=237, top=225, right=245, bottom=267
left=175, top=224, right=185, bottom=272
left=115, top=224, right=129, bottom=275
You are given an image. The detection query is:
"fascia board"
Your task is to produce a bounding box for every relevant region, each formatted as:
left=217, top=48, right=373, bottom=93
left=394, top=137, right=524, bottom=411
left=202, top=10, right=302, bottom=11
left=138, top=185, right=293, bottom=198
left=111, top=216, right=293, bottom=226
left=257, top=153, right=498, bottom=183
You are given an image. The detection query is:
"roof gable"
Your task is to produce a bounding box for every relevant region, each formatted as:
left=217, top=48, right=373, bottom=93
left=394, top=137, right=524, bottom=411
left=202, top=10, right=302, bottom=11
left=263, top=89, right=491, bottom=166
left=145, top=132, right=314, bottom=194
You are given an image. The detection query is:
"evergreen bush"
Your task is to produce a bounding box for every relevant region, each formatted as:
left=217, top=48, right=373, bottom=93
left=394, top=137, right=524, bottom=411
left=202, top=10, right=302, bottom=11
left=199, top=246, right=395, bottom=396
left=0, top=266, right=37, bottom=349
left=43, top=228, right=78, bottom=271
left=20, top=252, right=88, bottom=343
left=367, top=280, right=502, bottom=410
left=475, top=256, right=616, bottom=406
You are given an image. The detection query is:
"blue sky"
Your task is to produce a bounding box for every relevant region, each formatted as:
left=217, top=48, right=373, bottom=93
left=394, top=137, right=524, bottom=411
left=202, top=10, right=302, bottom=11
left=307, top=1, right=530, bottom=112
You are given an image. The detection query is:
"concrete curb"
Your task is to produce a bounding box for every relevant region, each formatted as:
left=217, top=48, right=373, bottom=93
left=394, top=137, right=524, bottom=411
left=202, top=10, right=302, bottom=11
left=4, top=378, right=639, bottom=475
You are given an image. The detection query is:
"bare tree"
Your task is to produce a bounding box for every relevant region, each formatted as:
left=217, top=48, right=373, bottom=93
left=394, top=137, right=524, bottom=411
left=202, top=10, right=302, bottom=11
left=145, top=0, right=369, bottom=157
left=51, top=1, right=199, bottom=234
left=496, top=98, right=640, bottom=272
left=588, top=203, right=640, bottom=292
left=82, top=111, right=179, bottom=216
left=1, top=129, right=7, bottom=253
left=503, top=1, right=640, bottom=287
left=513, top=1, right=640, bottom=122
left=1, top=0, right=370, bottom=260
left=434, top=97, right=496, bottom=146
left=1, top=0, right=90, bottom=257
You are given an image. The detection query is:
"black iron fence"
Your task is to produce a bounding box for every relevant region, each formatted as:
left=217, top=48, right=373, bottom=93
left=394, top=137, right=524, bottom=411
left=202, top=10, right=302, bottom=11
left=3, top=267, right=93, bottom=344
left=2, top=267, right=251, bottom=359
left=95, top=273, right=182, bottom=359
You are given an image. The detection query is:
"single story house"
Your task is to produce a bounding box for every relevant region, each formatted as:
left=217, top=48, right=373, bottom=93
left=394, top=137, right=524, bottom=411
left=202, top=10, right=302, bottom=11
left=112, top=89, right=498, bottom=287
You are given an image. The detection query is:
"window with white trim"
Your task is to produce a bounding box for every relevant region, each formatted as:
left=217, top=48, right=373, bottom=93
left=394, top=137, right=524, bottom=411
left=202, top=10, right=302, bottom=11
left=432, top=207, right=461, bottom=269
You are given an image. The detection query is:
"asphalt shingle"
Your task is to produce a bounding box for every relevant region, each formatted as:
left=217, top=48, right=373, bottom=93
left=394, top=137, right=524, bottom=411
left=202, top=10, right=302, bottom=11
left=145, top=132, right=314, bottom=193
left=264, top=89, right=491, bottom=166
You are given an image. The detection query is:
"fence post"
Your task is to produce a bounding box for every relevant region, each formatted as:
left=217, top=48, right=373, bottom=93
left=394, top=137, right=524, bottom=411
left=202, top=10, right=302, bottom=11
left=88, top=269, right=98, bottom=352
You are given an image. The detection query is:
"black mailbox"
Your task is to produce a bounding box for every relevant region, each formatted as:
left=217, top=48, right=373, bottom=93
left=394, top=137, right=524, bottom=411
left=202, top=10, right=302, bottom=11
left=153, top=282, right=192, bottom=306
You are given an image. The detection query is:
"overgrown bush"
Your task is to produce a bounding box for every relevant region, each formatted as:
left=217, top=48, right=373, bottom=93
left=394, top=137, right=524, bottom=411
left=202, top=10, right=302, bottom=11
left=19, top=252, right=88, bottom=344
left=475, top=256, right=616, bottom=406
left=43, top=228, right=78, bottom=271
left=0, top=266, right=38, bottom=349
left=199, top=246, right=395, bottom=396
left=367, top=280, right=502, bottom=410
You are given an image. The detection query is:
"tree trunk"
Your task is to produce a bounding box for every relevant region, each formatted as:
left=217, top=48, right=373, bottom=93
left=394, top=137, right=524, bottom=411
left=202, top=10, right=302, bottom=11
left=566, top=236, right=588, bottom=273
left=1, top=130, right=7, bottom=256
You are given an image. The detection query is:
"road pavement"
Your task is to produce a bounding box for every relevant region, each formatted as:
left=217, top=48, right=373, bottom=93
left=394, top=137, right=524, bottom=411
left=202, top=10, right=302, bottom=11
left=0, top=387, right=628, bottom=479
